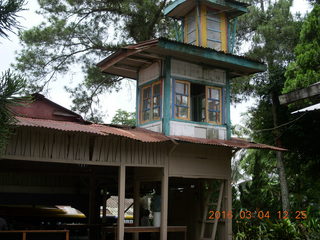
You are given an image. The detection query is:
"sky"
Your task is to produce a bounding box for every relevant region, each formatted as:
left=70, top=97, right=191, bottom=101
left=0, top=0, right=312, bottom=125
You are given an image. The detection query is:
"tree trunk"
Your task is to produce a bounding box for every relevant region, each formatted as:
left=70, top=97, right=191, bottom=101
left=271, top=92, right=290, bottom=213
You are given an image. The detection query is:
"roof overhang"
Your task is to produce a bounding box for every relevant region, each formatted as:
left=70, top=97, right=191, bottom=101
left=14, top=117, right=286, bottom=151
left=97, top=38, right=266, bottom=80
left=164, top=0, right=248, bottom=19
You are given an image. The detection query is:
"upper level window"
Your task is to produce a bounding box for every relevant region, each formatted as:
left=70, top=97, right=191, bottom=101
left=184, top=10, right=197, bottom=45
left=175, top=80, right=190, bottom=120
left=206, top=9, right=221, bottom=50
left=206, top=86, right=221, bottom=124
left=174, top=80, right=222, bottom=124
left=141, top=81, right=162, bottom=123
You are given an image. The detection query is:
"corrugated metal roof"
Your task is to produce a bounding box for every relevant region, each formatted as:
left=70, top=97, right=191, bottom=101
left=291, top=103, right=320, bottom=114
left=15, top=116, right=170, bottom=143
left=15, top=116, right=286, bottom=151
left=172, top=136, right=286, bottom=151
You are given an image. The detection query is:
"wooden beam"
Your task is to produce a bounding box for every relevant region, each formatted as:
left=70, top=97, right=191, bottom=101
left=113, top=64, right=138, bottom=72
left=118, top=165, right=126, bottom=240
left=127, top=56, right=153, bottom=64
left=133, top=179, right=140, bottom=240
left=279, top=82, right=320, bottom=105
left=160, top=166, right=169, bottom=240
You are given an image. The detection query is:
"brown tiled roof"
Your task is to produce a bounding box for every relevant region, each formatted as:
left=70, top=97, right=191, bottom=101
left=15, top=116, right=286, bottom=151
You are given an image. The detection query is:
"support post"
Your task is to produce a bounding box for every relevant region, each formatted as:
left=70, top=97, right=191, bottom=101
left=160, top=166, right=169, bottom=240
left=133, top=179, right=140, bottom=240
left=118, top=165, right=126, bottom=240
left=225, top=179, right=232, bottom=240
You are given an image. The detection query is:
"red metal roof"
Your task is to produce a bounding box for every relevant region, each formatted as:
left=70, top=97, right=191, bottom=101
left=15, top=116, right=286, bottom=151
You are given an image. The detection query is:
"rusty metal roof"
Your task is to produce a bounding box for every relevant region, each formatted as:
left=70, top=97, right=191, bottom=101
left=15, top=117, right=170, bottom=143
left=171, top=136, right=286, bottom=151
left=15, top=116, right=285, bottom=151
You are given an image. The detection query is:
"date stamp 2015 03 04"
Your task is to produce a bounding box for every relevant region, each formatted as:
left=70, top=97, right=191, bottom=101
left=208, top=210, right=307, bottom=220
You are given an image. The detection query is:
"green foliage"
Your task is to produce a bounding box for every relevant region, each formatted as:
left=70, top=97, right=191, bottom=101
left=0, top=0, right=25, bottom=38
left=234, top=216, right=320, bottom=240
left=0, top=70, right=27, bottom=154
left=283, top=4, right=320, bottom=93
left=111, top=109, right=136, bottom=126
left=15, top=0, right=173, bottom=120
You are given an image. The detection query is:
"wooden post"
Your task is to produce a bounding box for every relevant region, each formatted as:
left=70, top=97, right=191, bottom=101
left=89, top=175, right=99, bottom=240
left=160, top=166, right=169, bottom=240
left=22, top=232, right=26, bottom=240
left=133, top=179, right=140, bottom=240
left=66, top=230, right=70, bottom=240
left=118, top=165, right=126, bottom=240
left=225, top=179, right=232, bottom=240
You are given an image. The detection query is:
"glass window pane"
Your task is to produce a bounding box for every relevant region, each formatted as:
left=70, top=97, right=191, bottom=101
left=153, top=108, right=160, bottom=119
left=208, top=100, right=214, bottom=110
left=153, top=84, right=160, bottom=96
left=207, top=19, right=220, bottom=31
left=207, top=30, right=221, bottom=41
left=143, top=87, right=151, bottom=98
left=182, top=95, right=188, bottom=105
left=143, top=99, right=151, bottom=110
left=176, top=106, right=188, bottom=118
left=143, top=110, right=150, bottom=121
left=176, top=82, right=187, bottom=94
left=208, top=111, right=220, bottom=122
left=213, top=101, right=220, bottom=111
left=209, top=88, right=220, bottom=99
left=153, top=96, right=159, bottom=106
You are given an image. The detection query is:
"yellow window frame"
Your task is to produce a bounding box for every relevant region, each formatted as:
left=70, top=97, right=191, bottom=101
left=175, top=80, right=191, bottom=121
left=140, top=81, right=162, bottom=124
left=205, top=86, right=222, bottom=124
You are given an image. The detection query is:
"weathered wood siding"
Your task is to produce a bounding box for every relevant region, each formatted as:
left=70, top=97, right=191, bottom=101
left=138, top=61, right=161, bottom=86
left=171, top=59, right=226, bottom=85
left=92, top=136, right=167, bottom=166
left=3, top=127, right=167, bottom=167
left=169, top=143, right=232, bottom=179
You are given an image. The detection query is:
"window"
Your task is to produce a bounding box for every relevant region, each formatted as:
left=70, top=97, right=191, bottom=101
left=140, top=81, right=162, bottom=123
left=185, top=10, right=197, bottom=45
left=206, top=9, right=221, bottom=50
left=206, top=86, right=221, bottom=124
left=174, top=80, right=222, bottom=124
left=175, top=80, right=190, bottom=120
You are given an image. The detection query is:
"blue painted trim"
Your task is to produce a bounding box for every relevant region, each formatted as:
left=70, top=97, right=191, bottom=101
left=164, top=0, right=186, bottom=15
left=164, top=0, right=247, bottom=17
left=163, top=57, right=171, bottom=136
left=171, top=118, right=227, bottom=128
left=226, top=73, right=231, bottom=139
left=138, top=119, right=161, bottom=127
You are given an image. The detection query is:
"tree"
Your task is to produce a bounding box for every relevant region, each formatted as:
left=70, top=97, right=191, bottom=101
left=232, top=0, right=302, bottom=212
left=0, top=0, right=27, bottom=154
left=14, top=0, right=172, bottom=121
left=0, top=70, right=26, bottom=154
left=0, top=0, right=25, bottom=38
left=111, top=109, right=136, bottom=126
left=283, top=4, right=320, bottom=93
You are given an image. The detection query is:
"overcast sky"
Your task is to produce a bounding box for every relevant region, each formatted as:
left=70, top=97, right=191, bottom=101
left=0, top=0, right=312, bottom=124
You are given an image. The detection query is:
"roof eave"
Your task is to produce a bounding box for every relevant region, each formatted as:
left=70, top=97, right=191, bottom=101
left=157, top=39, right=266, bottom=74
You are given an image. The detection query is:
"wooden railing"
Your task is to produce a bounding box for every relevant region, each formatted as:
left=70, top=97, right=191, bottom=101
left=0, top=230, right=69, bottom=240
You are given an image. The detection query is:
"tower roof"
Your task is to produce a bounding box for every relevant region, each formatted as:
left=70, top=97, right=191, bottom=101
left=164, top=0, right=249, bottom=19
left=97, top=38, right=265, bottom=80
